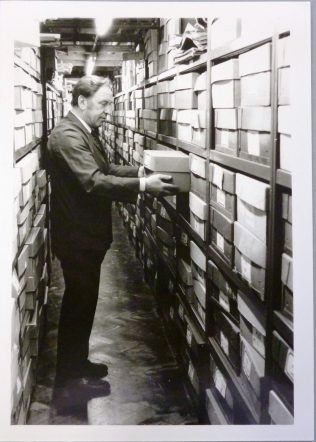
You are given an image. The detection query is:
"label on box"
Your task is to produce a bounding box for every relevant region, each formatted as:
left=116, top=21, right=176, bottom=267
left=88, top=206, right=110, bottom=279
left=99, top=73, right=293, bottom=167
left=220, top=331, right=229, bottom=356
left=241, top=255, right=252, bottom=283
left=170, top=306, right=174, bottom=319
left=221, top=130, right=229, bottom=147
left=217, top=232, right=225, bottom=252
left=247, top=132, right=260, bottom=156
left=186, top=328, right=193, bottom=346
left=213, top=165, right=224, bottom=190
left=252, top=329, right=265, bottom=356
left=214, top=368, right=227, bottom=398
left=188, top=362, right=195, bottom=382
left=242, top=348, right=252, bottom=380
left=217, top=188, right=226, bottom=207
left=285, top=349, right=294, bottom=382
left=219, top=291, right=230, bottom=312
left=168, top=280, right=174, bottom=293
left=178, top=304, right=184, bottom=321
left=181, top=232, right=189, bottom=246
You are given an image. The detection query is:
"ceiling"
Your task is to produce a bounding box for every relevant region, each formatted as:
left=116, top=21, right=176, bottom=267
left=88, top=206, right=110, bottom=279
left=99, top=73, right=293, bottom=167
left=40, top=18, right=160, bottom=77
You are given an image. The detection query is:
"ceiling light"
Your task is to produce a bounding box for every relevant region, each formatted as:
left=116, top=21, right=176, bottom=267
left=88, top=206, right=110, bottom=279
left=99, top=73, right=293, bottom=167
left=95, top=17, right=112, bottom=36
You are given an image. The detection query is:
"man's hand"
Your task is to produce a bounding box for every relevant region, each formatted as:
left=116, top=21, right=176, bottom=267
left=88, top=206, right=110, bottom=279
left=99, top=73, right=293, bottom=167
left=145, top=174, right=179, bottom=196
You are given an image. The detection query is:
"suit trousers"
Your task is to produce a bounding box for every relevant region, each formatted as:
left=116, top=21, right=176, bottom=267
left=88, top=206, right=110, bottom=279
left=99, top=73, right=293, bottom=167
left=55, top=247, right=107, bottom=386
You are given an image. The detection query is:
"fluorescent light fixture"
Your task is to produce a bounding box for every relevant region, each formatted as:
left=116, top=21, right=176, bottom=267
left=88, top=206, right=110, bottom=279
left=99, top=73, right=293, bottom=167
left=85, top=54, right=96, bottom=75
left=95, top=17, right=112, bottom=36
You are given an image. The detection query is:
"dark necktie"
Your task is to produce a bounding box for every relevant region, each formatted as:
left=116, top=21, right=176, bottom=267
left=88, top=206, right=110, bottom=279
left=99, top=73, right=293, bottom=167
left=91, top=128, right=106, bottom=157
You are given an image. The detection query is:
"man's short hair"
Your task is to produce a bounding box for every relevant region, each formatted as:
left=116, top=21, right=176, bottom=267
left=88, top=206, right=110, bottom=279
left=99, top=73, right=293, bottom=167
left=71, top=76, right=112, bottom=106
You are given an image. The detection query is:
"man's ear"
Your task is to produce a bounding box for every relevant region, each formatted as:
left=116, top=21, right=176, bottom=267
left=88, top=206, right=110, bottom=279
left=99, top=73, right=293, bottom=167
left=78, top=95, right=87, bottom=110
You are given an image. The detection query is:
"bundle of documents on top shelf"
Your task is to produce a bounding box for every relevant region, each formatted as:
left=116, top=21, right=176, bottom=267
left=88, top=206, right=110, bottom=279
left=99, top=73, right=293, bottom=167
left=174, top=20, right=207, bottom=65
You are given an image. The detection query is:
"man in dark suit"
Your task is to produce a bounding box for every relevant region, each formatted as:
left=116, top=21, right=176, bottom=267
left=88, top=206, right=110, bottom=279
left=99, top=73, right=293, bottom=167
left=46, top=76, right=178, bottom=408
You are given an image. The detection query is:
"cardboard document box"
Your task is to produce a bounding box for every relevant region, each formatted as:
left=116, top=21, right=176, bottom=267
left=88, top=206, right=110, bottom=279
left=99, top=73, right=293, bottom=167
left=18, top=209, right=32, bottom=247
left=211, top=59, right=239, bottom=83
left=210, top=184, right=236, bottom=221
left=268, top=390, right=293, bottom=424
left=283, top=220, right=292, bottom=255
left=144, top=150, right=190, bottom=192
left=214, top=108, right=238, bottom=155
left=210, top=355, right=234, bottom=414
left=239, top=43, right=271, bottom=77
left=178, top=258, right=193, bottom=294
left=238, top=291, right=266, bottom=358
left=210, top=17, right=242, bottom=50
left=191, top=110, right=207, bottom=147
left=192, top=279, right=206, bottom=325
left=281, top=253, right=293, bottom=293
left=205, top=388, right=230, bottom=424
left=240, top=336, right=265, bottom=402
left=189, top=154, right=207, bottom=200
left=190, top=241, right=207, bottom=286
left=208, top=260, right=238, bottom=318
left=159, top=109, right=177, bottom=137
left=156, top=226, right=176, bottom=269
left=25, top=227, right=44, bottom=258
left=278, top=67, right=290, bottom=105
left=241, top=72, right=271, bottom=106
left=239, top=106, right=271, bottom=132
left=210, top=163, right=236, bottom=194
left=194, top=72, right=207, bottom=92
left=272, top=331, right=293, bottom=383
left=175, top=89, right=198, bottom=110
left=14, top=127, right=26, bottom=151
left=189, top=192, right=208, bottom=240
left=239, top=130, right=271, bottom=164
left=278, top=36, right=291, bottom=68
left=177, top=110, right=194, bottom=142
left=236, top=173, right=269, bottom=212
left=17, top=245, right=29, bottom=279
left=175, top=72, right=199, bottom=91
left=210, top=207, right=234, bottom=265
left=280, top=134, right=292, bottom=172
left=212, top=80, right=240, bottom=108
left=237, top=197, right=268, bottom=244
left=214, top=310, right=240, bottom=374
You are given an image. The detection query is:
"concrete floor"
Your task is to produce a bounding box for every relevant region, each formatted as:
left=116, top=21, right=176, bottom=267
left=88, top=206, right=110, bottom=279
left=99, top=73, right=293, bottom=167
left=27, top=208, right=199, bottom=425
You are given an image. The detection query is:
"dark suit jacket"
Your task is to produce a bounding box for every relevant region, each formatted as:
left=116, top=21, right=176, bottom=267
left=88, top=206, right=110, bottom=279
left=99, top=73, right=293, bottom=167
left=46, top=111, right=140, bottom=254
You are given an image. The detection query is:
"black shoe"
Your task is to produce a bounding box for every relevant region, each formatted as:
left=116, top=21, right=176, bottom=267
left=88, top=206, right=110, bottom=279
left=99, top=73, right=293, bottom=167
left=53, top=377, right=111, bottom=415
left=82, top=360, right=108, bottom=379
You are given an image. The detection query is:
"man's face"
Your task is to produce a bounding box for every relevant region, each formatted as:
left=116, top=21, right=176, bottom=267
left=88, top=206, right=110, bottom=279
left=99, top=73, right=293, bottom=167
left=82, top=85, right=113, bottom=128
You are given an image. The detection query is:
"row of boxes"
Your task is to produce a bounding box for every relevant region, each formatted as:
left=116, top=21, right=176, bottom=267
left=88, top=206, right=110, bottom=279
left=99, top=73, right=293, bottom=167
left=15, top=46, right=41, bottom=75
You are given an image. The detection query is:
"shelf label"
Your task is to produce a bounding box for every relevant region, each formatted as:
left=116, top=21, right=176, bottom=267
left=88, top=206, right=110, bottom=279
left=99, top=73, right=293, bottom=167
left=252, top=329, right=265, bottom=357
left=219, top=291, right=230, bottom=312
left=241, top=255, right=252, bottom=283
left=242, top=348, right=252, bottom=381
left=217, top=188, right=226, bottom=207
left=247, top=132, right=260, bottom=157
left=214, top=368, right=227, bottom=398
left=216, top=232, right=225, bottom=253
left=220, top=331, right=229, bottom=356
left=178, top=303, right=184, bottom=321
left=285, top=349, right=294, bottom=382
left=186, top=328, right=193, bottom=346
left=213, top=165, right=224, bottom=190
left=221, top=129, right=230, bottom=147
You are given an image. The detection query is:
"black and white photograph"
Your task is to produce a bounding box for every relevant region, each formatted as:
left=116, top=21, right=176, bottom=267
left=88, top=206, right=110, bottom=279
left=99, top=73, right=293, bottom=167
left=0, top=1, right=314, bottom=441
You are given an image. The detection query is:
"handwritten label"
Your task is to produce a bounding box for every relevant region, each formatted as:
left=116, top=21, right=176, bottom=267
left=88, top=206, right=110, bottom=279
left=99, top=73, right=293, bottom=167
left=221, top=129, right=230, bottom=147
left=217, top=232, right=225, bottom=253
left=242, top=349, right=252, bottom=380
left=220, top=331, right=229, bottom=356
left=247, top=132, right=260, bottom=156
left=219, top=291, right=230, bottom=312
left=214, top=368, right=227, bottom=398
left=252, top=329, right=265, bottom=357
left=285, top=350, right=294, bottom=382
left=241, top=255, right=252, bottom=283
left=213, top=165, right=224, bottom=190
left=217, top=188, right=226, bottom=207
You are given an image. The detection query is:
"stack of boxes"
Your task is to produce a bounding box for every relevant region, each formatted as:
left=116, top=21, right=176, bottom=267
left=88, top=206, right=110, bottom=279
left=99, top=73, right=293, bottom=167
left=278, top=36, right=291, bottom=173
left=190, top=241, right=207, bottom=330
left=141, top=85, right=158, bottom=133
left=281, top=193, right=293, bottom=319
left=144, top=30, right=158, bottom=78
left=11, top=148, right=50, bottom=424
left=158, top=19, right=181, bottom=73
left=157, top=79, right=177, bottom=138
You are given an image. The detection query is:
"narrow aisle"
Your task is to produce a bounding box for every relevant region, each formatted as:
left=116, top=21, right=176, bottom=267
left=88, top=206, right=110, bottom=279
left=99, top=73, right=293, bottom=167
left=27, top=208, right=199, bottom=425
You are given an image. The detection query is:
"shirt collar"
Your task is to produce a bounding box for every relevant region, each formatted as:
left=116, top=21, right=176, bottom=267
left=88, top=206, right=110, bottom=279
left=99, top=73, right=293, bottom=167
left=70, top=109, right=92, bottom=134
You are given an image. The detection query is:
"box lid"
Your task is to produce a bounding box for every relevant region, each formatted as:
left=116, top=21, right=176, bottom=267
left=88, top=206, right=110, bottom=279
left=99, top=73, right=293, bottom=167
left=143, top=150, right=189, bottom=172
left=194, top=72, right=207, bottom=92
left=193, top=278, right=206, bottom=308
left=157, top=81, right=169, bottom=94
left=241, top=336, right=265, bottom=378
left=268, top=390, right=293, bottom=424
left=189, top=192, right=208, bottom=220
left=281, top=253, right=293, bottom=292
left=25, top=227, right=44, bottom=257
left=236, top=173, right=269, bottom=211
left=190, top=241, right=206, bottom=272
left=234, top=222, right=267, bottom=268
left=209, top=163, right=236, bottom=193
left=239, top=106, right=271, bottom=132
left=239, top=43, right=271, bottom=77
left=17, top=245, right=29, bottom=278
left=211, top=59, right=239, bottom=84
left=156, top=225, right=174, bottom=247
left=237, top=291, right=266, bottom=336
left=189, top=154, right=207, bottom=178
left=16, top=152, right=39, bottom=184
left=214, top=108, right=238, bottom=130
left=175, top=72, right=199, bottom=91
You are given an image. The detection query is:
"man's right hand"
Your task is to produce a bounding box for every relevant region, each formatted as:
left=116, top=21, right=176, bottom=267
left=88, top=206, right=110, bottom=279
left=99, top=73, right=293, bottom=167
left=145, top=174, right=179, bottom=196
